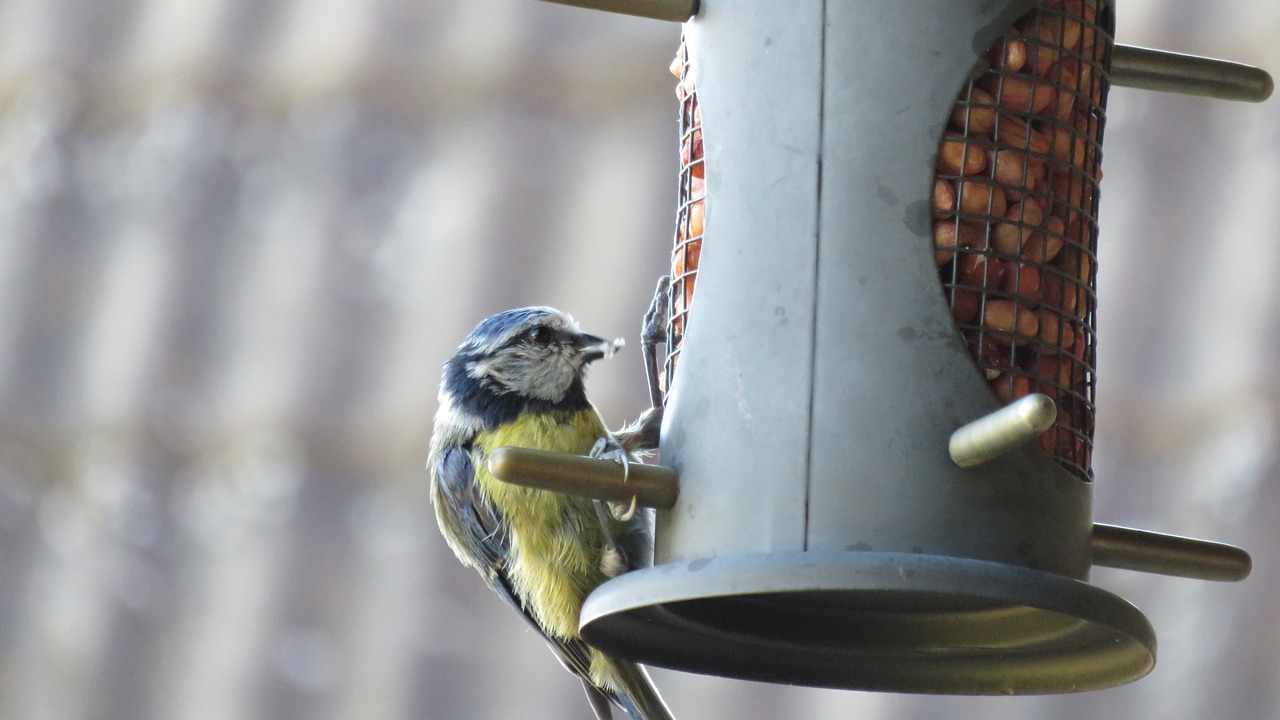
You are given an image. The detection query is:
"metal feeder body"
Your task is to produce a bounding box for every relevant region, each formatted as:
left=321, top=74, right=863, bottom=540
left=576, top=1, right=1141, bottom=695
left=516, top=0, right=1265, bottom=697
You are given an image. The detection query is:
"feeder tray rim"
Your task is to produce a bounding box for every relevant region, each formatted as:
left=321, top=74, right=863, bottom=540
left=581, top=549, right=1156, bottom=695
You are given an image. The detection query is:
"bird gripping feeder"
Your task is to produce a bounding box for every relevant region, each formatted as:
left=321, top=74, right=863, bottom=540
left=501, top=0, right=1268, bottom=696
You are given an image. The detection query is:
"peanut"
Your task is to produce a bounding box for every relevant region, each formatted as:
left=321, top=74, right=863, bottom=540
left=688, top=199, right=704, bottom=237
left=965, top=331, right=1017, bottom=376
left=1023, top=10, right=1082, bottom=74
left=997, top=116, right=1051, bottom=157
left=986, top=37, right=1028, bottom=73
left=980, top=72, right=1056, bottom=115
left=982, top=300, right=1039, bottom=346
left=1025, top=353, right=1075, bottom=392
left=1020, top=228, right=1065, bottom=263
left=956, top=180, right=1007, bottom=217
left=933, top=178, right=957, bottom=216
left=1039, top=265, right=1078, bottom=316
left=991, top=371, right=1033, bottom=403
left=992, top=198, right=1045, bottom=256
left=1049, top=171, right=1091, bottom=224
left=1035, top=311, right=1076, bottom=350
left=1003, top=264, right=1041, bottom=305
left=937, top=136, right=988, bottom=176
left=1048, top=123, right=1087, bottom=166
left=957, top=251, right=1008, bottom=292
left=951, top=88, right=998, bottom=134
left=933, top=219, right=983, bottom=265
left=992, top=148, right=1043, bottom=191
left=948, top=288, right=980, bottom=325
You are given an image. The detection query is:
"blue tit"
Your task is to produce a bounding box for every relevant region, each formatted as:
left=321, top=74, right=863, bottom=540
left=428, top=306, right=674, bottom=720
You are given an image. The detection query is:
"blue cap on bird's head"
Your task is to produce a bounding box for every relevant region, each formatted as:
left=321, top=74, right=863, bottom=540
left=461, top=306, right=623, bottom=362
left=465, top=307, right=572, bottom=350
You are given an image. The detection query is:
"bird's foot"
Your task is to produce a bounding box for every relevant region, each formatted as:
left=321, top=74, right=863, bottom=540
left=642, top=275, right=671, bottom=348
left=590, top=437, right=638, bottom=522
left=640, top=275, right=671, bottom=408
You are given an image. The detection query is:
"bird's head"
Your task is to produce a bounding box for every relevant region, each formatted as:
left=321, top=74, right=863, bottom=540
left=446, top=307, right=623, bottom=406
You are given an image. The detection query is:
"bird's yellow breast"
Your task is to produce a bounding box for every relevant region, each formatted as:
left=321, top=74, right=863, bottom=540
left=472, top=407, right=613, bottom=640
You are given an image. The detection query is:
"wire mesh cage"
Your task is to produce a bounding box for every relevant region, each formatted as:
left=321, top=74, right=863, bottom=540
left=664, top=37, right=703, bottom=394
left=936, top=0, right=1112, bottom=481
left=664, top=7, right=1112, bottom=483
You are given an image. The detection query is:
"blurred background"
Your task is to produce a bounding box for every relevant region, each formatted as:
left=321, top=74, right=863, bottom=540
left=0, top=0, right=1276, bottom=719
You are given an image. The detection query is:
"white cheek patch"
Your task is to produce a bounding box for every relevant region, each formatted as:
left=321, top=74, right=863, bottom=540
left=466, top=349, right=568, bottom=400
left=469, top=357, right=521, bottom=392
left=520, top=348, right=579, bottom=401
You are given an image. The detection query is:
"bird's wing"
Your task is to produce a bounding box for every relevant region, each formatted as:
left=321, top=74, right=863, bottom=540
left=434, top=445, right=616, bottom=719
left=435, top=445, right=507, bottom=571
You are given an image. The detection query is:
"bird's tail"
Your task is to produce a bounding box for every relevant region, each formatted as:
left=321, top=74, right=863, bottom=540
left=612, top=659, right=677, bottom=720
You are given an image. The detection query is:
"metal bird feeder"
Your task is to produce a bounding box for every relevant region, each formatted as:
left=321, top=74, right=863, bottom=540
left=505, top=0, right=1270, bottom=696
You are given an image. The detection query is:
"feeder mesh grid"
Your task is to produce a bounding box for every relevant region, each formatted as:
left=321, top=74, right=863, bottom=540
left=935, top=0, right=1113, bottom=481
left=665, top=37, right=703, bottom=394
left=662, top=1, right=1112, bottom=482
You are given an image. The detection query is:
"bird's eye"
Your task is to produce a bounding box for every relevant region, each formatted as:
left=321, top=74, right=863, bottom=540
left=527, top=327, right=551, bottom=345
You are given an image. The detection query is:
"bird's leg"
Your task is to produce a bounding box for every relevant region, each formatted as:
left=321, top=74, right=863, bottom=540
left=612, top=405, right=662, bottom=455
left=590, top=437, right=637, bottom=522
left=640, top=275, right=670, bottom=409
left=591, top=494, right=619, bottom=561
left=589, top=277, right=667, bottom=539
left=588, top=438, right=626, bottom=576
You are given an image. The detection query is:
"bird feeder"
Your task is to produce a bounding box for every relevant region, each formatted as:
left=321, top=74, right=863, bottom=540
left=501, top=0, right=1271, bottom=696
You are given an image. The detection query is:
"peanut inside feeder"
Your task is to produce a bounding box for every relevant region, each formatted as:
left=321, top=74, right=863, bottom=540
left=935, top=0, right=1110, bottom=481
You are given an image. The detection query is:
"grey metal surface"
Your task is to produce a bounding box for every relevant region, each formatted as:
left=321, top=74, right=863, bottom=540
left=537, top=0, right=698, bottom=22
left=808, top=0, right=1094, bottom=578
left=658, top=0, right=1093, bottom=574
left=1110, top=45, right=1274, bottom=102
left=1091, top=524, right=1253, bottom=582
left=583, top=0, right=1137, bottom=695
left=654, top=0, right=826, bottom=562
left=950, top=393, right=1058, bottom=468
left=581, top=550, right=1156, bottom=694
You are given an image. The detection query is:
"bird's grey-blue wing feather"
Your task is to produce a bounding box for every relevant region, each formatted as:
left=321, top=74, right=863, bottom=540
left=435, top=445, right=507, bottom=570
left=434, top=445, right=617, bottom=719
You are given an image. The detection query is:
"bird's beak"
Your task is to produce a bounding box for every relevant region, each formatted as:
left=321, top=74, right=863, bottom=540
left=574, top=332, right=625, bottom=364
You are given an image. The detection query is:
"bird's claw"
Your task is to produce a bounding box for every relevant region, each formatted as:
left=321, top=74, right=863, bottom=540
left=642, top=275, right=671, bottom=348
left=641, top=275, right=671, bottom=408
left=590, top=437, right=638, bottom=522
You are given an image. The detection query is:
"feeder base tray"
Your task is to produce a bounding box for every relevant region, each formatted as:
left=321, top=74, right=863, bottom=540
left=580, top=550, right=1155, bottom=695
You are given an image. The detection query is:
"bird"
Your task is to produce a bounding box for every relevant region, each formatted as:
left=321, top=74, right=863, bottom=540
left=428, top=306, right=674, bottom=720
